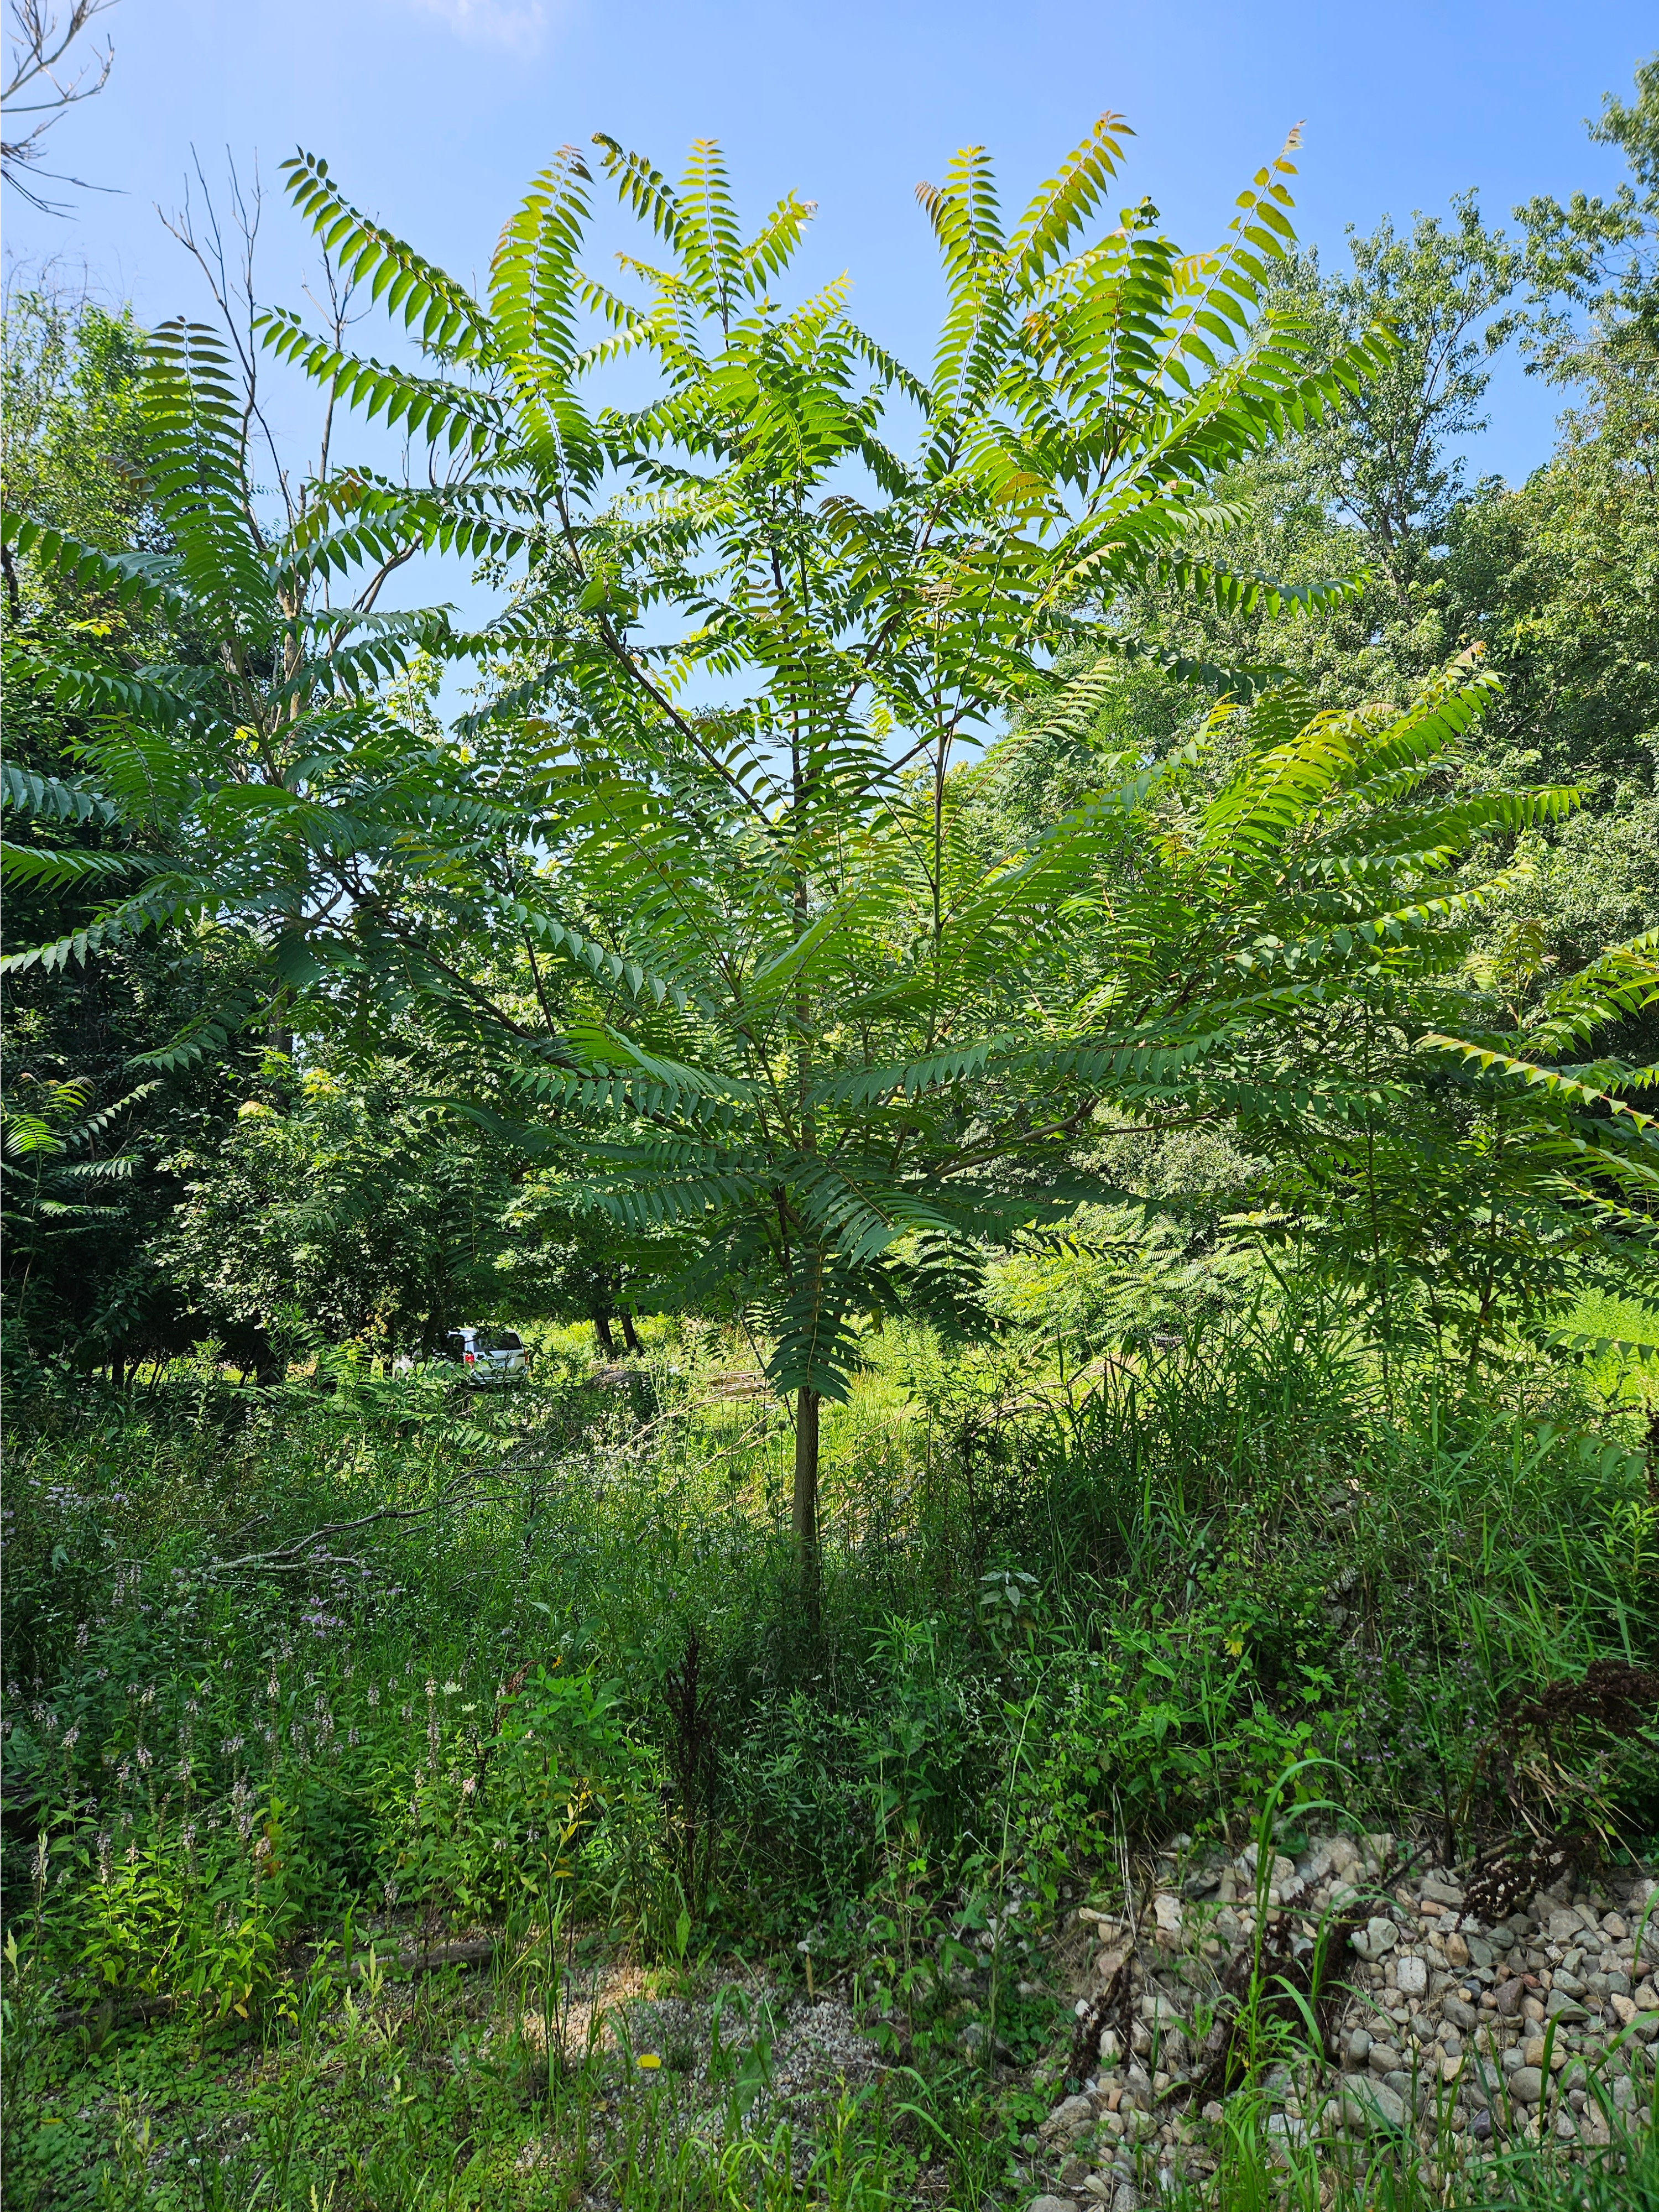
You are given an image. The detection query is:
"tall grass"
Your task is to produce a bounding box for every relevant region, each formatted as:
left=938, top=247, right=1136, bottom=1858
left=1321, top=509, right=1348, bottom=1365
left=2, top=1307, right=1655, bottom=2206
left=6, top=1312, right=1654, bottom=1931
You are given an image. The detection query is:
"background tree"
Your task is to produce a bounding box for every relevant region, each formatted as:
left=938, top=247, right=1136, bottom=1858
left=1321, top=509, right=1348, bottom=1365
left=1517, top=50, right=1659, bottom=383
left=1061, top=196, right=1521, bottom=724
left=1055, top=71, right=1659, bottom=1058
left=493, top=1170, right=684, bottom=1355
left=159, top=1059, right=520, bottom=1358
left=1286, top=197, right=1519, bottom=603
left=1434, top=57, right=1659, bottom=1004
left=0, top=286, right=269, bottom=1367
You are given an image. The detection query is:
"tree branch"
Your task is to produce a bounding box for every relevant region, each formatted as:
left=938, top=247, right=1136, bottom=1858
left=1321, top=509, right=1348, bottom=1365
left=2, top=0, right=117, bottom=212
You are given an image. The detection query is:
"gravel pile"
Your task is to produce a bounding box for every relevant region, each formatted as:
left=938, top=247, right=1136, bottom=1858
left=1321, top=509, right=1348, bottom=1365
left=1021, top=1833, right=1657, bottom=2209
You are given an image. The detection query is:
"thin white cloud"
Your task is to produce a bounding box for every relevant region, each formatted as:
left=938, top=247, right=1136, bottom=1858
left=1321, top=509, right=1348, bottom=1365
left=405, top=0, right=551, bottom=53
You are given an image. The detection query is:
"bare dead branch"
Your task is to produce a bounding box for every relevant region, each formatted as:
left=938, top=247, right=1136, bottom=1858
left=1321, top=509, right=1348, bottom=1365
left=2, top=0, right=118, bottom=212
left=156, top=149, right=287, bottom=546
left=202, top=1458, right=529, bottom=1574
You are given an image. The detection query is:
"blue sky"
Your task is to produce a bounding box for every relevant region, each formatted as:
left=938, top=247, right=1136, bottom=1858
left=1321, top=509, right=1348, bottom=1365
left=6, top=1, right=1653, bottom=498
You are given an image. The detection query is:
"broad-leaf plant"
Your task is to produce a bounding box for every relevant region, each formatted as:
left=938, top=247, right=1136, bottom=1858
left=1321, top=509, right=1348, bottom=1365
left=4, top=118, right=1653, bottom=1597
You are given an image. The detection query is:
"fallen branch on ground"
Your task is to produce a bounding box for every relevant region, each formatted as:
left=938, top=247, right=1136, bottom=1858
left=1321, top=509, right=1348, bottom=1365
left=203, top=1460, right=535, bottom=1574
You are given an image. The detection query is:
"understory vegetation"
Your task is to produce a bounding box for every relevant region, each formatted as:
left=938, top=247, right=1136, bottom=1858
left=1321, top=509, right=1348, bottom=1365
left=3, top=1312, right=1657, bottom=2207
left=4, top=36, right=1659, bottom=2212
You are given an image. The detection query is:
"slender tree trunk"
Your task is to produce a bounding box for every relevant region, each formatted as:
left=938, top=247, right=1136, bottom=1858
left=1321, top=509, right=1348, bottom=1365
left=793, top=1383, right=821, bottom=1628
left=620, top=1310, right=643, bottom=1357
left=268, top=985, right=294, bottom=1063
left=593, top=1312, right=617, bottom=1359
left=781, top=596, right=822, bottom=1636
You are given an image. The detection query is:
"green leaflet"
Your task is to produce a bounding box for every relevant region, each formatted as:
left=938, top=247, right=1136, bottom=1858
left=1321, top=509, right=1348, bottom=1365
left=2, top=732, right=129, bottom=848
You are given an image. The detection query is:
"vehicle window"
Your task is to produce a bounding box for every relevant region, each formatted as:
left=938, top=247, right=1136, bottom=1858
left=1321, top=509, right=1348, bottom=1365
left=494, top=1332, right=523, bottom=1350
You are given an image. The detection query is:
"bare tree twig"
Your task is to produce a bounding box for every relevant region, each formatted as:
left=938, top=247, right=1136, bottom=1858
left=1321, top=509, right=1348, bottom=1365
left=156, top=151, right=286, bottom=546
left=3, top=0, right=118, bottom=213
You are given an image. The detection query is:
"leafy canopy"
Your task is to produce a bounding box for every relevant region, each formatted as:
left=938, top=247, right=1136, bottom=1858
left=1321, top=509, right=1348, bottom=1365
left=2, top=118, right=1384, bottom=1353
left=6, top=118, right=1653, bottom=1421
